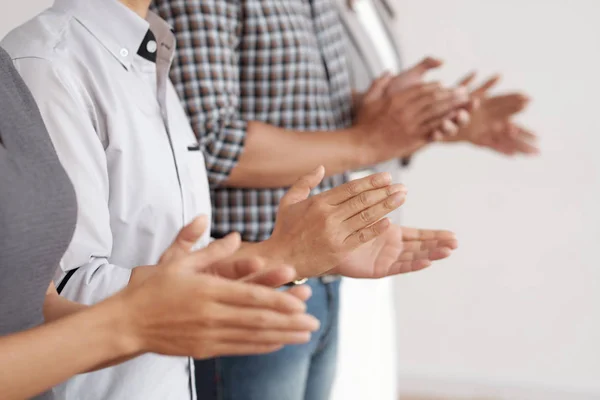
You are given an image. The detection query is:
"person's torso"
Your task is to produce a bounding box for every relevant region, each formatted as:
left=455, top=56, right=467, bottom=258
left=0, top=46, right=76, bottom=400
left=162, top=0, right=355, bottom=241
left=1, top=3, right=209, bottom=399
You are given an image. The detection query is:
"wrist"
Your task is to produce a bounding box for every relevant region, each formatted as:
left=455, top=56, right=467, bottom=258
left=345, top=125, right=380, bottom=167
left=89, top=294, right=144, bottom=358
left=255, top=237, right=311, bottom=280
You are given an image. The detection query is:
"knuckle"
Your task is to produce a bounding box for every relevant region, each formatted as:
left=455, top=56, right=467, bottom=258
left=358, top=191, right=370, bottom=206
left=359, top=209, right=372, bottom=223
left=255, top=313, right=270, bottom=328
left=358, top=230, right=369, bottom=244
left=345, top=181, right=359, bottom=197
left=384, top=198, right=395, bottom=210
left=244, top=289, right=261, bottom=304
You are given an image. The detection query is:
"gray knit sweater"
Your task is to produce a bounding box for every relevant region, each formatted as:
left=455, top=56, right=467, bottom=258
left=0, top=46, right=76, bottom=400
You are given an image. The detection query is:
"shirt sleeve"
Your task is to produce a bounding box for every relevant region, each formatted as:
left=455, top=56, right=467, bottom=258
left=154, top=0, right=247, bottom=188
left=12, top=57, right=132, bottom=306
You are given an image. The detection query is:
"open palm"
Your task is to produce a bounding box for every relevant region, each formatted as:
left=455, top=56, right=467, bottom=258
left=333, top=224, right=458, bottom=279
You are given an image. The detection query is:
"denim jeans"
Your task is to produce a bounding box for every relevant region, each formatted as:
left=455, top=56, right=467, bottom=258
left=194, top=278, right=341, bottom=400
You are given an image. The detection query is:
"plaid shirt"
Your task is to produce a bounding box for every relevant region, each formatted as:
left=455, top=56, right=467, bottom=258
left=153, top=0, right=354, bottom=242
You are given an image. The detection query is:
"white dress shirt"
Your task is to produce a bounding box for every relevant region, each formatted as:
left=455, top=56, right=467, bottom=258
left=2, top=0, right=210, bottom=399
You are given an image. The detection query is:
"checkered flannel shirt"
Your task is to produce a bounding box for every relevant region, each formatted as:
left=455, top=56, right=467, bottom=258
left=153, top=0, right=354, bottom=242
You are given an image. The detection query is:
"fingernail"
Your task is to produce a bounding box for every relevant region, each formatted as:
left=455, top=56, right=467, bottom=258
left=388, top=184, right=407, bottom=195
left=374, top=172, right=392, bottom=186
left=312, top=165, right=324, bottom=174
left=389, top=192, right=406, bottom=206
left=307, top=316, right=320, bottom=331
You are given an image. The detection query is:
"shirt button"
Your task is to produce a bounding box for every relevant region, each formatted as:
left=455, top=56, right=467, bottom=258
left=146, top=40, right=157, bottom=53
left=120, top=48, right=129, bottom=57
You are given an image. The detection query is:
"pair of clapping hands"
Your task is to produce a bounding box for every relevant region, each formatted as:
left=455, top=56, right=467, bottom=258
left=122, top=167, right=456, bottom=361
left=354, top=57, right=539, bottom=158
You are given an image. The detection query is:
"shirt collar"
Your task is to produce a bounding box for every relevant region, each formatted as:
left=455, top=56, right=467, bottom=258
left=53, top=0, right=174, bottom=70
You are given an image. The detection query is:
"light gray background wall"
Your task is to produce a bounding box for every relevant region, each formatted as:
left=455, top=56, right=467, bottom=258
left=389, top=0, right=600, bottom=398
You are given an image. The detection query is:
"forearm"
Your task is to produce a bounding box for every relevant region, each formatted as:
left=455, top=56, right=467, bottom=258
left=225, top=121, right=373, bottom=188
left=0, top=296, right=138, bottom=400
left=44, top=292, right=87, bottom=322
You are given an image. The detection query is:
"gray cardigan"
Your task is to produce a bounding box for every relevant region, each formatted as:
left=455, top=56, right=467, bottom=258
left=0, top=46, right=76, bottom=400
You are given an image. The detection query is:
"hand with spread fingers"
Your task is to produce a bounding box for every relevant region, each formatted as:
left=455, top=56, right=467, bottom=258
left=333, top=224, right=458, bottom=278
left=447, top=73, right=540, bottom=156
left=234, top=166, right=457, bottom=280
left=235, top=166, right=413, bottom=278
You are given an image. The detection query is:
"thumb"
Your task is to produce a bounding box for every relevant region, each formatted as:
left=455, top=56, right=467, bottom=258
left=363, top=72, right=393, bottom=103
left=160, top=215, right=208, bottom=263
left=407, top=56, right=443, bottom=77
left=280, top=166, right=325, bottom=207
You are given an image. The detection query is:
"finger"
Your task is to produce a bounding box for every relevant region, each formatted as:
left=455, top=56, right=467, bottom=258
left=363, top=72, right=394, bottom=103
left=401, top=227, right=457, bottom=242
left=402, top=239, right=459, bottom=252
left=486, top=94, right=529, bottom=118
left=203, top=257, right=264, bottom=280
left=343, top=192, right=405, bottom=233
left=440, top=119, right=459, bottom=137
left=318, top=172, right=392, bottom=205
left=160, top=216, right=209, bottom=262
left=209, top=278, right=309, bottom=313
left=391, top=81, right=443, bottom=106
left=472, top=74, right=501, bottom=97
left=241, top=265, right=298, bottom=288
left=205, top=343, right=283, bottom=358
left=185, top=233, right=242, bottom=272
left=455, top=109, right=471, bottom=126
left=487, top=140, right=518, bottom=156
left=336, top=183, right=406, bottom=220
left=280, top=166, right=326, bottom=207
left=456, top=71, right=477, bottom=87
left=414, top=88, right=470, bottom=129
left=398, top=247, right=453, bottom=262
left=285, top=285, right=312, bottom=302
left=387, top=260, right=433, bottom=275
left=429, top=130, right=444, bottom=142
left=506, top=135, right=540, bottom=155
left=343, top=217, right=391, bottom=249
left=406, top=56, right=443, bottom=76
left=213, top=304, right=321, bottom=331
left=205, top=328, right=312, bottom=345
left=513, top=125, right=538, bottom=142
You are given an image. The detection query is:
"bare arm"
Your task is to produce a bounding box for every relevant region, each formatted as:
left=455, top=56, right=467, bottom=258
left=159, top=1, right=379, bottom=189
left=160, top=3, right=464, bottom=190
left=227, top=122, right=371, bottom=188
left=0, top=295, right=135, bottom=400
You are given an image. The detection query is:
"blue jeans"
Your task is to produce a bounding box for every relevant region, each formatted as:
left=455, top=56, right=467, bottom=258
left=194, top=278, right=341, bottom=400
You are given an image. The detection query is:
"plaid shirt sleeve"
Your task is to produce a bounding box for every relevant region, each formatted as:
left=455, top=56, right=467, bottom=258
left=154, top=0, right=247, bottom=187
